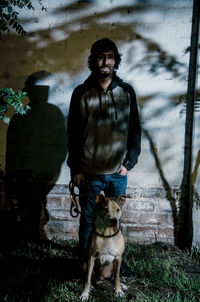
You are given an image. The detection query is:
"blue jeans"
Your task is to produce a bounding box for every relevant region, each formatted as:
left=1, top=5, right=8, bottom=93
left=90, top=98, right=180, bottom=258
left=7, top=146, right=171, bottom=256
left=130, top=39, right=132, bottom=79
left=79, top=173, right=127, bottom=250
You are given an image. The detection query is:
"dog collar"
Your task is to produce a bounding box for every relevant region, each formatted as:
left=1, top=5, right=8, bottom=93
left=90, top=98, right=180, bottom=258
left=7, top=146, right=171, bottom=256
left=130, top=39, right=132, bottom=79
left=94, top=228, right=120, bottom=238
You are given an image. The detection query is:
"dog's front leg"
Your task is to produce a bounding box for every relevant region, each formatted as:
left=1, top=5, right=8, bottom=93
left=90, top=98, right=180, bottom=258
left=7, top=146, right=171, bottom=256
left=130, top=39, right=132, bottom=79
left=114, top=256, right=124, bottom=298
left=80, top=256, right=95, bottom=301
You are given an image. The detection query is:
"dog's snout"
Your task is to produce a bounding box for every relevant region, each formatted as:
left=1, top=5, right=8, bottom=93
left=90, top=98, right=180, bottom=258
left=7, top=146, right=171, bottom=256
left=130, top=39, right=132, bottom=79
left=109, top=217, right=118, bottom=227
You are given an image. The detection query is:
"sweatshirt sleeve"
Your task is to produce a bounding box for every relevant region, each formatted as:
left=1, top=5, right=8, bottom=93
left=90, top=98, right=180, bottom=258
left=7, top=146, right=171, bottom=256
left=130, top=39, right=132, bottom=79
left=67, top=86, right=84, bottom=175
left=122, top=87, right=141, bottom=171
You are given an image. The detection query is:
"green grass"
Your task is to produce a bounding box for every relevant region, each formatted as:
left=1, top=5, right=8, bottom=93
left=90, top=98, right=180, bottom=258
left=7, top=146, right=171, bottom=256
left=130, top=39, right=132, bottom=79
left=0, top=240, right=200, bottom=302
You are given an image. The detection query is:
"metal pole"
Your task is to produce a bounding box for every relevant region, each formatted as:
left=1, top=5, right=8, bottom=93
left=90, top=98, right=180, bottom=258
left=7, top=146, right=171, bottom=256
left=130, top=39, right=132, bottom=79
left=180, top=0, right=200, bottom=250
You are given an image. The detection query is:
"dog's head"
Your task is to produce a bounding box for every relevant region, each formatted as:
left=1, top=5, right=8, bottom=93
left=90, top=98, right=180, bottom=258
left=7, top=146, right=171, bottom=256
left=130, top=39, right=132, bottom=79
left=94, top=195, right=126, bottom=228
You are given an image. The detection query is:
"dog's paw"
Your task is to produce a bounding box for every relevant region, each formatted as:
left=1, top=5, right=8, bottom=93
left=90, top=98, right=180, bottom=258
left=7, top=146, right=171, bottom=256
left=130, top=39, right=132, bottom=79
left=115, top=289, right=125, bottom=298
left=121, top=283, right=128, bottom=291
left=80, top=292, right=89, bottom=301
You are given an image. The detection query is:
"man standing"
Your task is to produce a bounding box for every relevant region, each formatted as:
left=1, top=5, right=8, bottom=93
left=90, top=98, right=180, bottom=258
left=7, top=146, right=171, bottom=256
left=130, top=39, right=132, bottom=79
left=67, top=38, right=141, bottom=251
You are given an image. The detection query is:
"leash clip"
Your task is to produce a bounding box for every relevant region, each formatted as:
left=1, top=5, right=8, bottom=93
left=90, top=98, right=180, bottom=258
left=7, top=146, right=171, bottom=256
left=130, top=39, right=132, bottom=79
left=69, top=181, right=81, bottom=218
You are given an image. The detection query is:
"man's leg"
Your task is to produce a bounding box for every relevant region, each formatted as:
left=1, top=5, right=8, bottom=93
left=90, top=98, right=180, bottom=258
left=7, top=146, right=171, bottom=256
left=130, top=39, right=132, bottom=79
left=79, top=175, right=105, bottom=251
left=105, top=172, right=127, bottom=197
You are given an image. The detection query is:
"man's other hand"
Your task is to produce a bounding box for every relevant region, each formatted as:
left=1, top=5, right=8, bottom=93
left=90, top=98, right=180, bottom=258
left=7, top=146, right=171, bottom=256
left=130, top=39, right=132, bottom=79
left=119, top=166, right=128, bottom=176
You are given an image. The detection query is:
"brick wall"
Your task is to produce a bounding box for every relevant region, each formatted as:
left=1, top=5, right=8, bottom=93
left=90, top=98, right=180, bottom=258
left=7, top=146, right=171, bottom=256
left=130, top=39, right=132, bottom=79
left=44, top=184, right=176, bottom=244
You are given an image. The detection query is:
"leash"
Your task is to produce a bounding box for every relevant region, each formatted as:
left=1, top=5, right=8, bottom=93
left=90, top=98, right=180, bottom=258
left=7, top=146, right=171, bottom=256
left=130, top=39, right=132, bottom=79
left=69, top=180, right=95, bottom=219
left=69, top=180, right=82, bottom=218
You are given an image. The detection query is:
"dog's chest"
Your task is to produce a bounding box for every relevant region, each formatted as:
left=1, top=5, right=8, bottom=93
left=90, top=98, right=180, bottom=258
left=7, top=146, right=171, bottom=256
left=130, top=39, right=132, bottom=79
left=99, top=254, right=115, bottom=265
left=97, top=244, right=119, bottom=265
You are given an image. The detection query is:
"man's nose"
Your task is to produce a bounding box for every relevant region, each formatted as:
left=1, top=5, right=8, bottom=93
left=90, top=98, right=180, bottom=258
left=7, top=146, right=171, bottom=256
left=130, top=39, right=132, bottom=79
left=103, top=55, right=108, bottom=64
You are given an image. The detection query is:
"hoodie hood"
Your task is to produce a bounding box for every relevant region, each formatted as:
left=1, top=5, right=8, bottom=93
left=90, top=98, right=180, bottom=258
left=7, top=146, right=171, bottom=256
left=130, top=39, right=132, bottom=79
left=83, top=71, right=123, bottom=90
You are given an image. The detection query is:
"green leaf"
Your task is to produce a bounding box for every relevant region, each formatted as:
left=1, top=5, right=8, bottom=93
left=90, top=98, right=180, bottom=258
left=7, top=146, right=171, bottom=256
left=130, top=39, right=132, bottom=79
left=5, top=98, right=13, bottom=105
left=3, top=116, right=10, bottom=124
left=0, top=104, right=8, bottom=112
left=25, top=104, right=31, bottom=111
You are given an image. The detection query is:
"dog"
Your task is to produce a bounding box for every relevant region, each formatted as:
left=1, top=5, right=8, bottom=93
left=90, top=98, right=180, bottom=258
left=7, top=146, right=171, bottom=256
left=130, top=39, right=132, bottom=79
left=80, top=194, right=127, bottom=301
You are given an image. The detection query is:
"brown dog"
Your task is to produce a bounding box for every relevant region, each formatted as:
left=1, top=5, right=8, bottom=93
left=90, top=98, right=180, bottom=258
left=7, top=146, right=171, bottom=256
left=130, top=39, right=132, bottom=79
left=80, top=194, right=127, bottom=301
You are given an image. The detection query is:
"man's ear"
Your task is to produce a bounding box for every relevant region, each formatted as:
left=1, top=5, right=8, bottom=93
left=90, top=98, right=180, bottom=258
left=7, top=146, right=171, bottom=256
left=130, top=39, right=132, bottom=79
left=95, top=194, right=105, bottom=204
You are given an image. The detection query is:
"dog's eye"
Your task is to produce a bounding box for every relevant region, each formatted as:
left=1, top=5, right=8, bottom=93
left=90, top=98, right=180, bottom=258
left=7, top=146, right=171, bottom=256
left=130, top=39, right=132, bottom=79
left=100, top=207, right=108, bottom=216
left=117, top=208, right=120, bottom=212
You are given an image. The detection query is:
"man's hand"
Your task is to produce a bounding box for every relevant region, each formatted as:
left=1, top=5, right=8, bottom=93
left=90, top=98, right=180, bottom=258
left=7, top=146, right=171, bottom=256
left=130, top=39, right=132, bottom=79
left=119, top=166, right=128, bottom=176
left=72, top=173, right=85, bottom=188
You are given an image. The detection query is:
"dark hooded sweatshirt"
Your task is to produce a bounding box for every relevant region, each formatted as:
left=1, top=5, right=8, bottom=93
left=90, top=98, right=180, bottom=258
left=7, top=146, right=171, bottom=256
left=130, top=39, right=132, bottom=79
left=67, top=72, right=141, bottom=175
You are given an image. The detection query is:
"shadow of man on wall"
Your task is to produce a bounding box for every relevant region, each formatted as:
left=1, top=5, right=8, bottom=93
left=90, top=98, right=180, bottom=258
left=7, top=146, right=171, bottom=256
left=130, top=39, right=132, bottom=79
left=5, top=71, right=67, bottom=243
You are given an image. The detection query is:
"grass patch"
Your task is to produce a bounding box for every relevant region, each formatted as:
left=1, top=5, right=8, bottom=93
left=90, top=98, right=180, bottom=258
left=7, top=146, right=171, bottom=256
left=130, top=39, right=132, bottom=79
left=0, top=240, right=200, bottom=301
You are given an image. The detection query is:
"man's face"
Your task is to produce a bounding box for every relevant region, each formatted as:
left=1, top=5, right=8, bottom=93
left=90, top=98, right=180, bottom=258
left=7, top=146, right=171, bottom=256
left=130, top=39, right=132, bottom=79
left=96, top=50, right=115, bottom=77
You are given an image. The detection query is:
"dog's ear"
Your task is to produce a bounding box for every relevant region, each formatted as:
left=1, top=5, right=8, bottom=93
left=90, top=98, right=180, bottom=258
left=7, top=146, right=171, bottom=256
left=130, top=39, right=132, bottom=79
left=95, top=194, right=105, bottom=204
left=116, top=195, right=126, bottom=207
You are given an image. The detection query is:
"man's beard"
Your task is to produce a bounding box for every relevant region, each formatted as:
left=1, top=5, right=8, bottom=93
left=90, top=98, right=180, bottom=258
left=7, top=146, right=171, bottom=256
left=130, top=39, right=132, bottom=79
left=97, top=65, right=113, bottom=78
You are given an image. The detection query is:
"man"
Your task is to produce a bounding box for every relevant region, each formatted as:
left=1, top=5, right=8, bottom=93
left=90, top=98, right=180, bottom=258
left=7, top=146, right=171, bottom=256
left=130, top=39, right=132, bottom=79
left=67, top=38, right=141, bottom=251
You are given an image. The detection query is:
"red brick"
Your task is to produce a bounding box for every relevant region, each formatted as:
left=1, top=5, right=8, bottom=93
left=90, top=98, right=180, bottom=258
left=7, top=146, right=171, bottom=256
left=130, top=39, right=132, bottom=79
left=158, top=227, right=174, bottom=238
left=49, top=209, right=68, bottom=220
left=46, top=196, right=62, bottom=209
left=125, top=226, right=158, bottom=238
left=64, top=221, right=79, bottom=235
left=139, top=213, right=169, bottom=225
left=140, top=187, right=167, bottom=199
left=122, top=212, right=138, bottom=224
left=125, top=200, right=154, bottom=212
left=47, top=220, right=65, bottom=232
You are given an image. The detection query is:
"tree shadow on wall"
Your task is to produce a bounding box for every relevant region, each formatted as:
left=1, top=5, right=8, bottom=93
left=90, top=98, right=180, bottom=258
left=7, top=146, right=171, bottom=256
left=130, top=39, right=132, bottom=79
left=143, top=125, right=200, bottom=248
left=3, top=71, right=67, bottom=244
left=2, top=1, right=188, bottom=83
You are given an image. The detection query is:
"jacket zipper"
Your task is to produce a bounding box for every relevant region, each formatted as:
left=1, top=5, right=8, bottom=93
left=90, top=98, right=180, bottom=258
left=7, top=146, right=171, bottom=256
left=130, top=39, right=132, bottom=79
left=105, top=92, right=108, bottom=101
